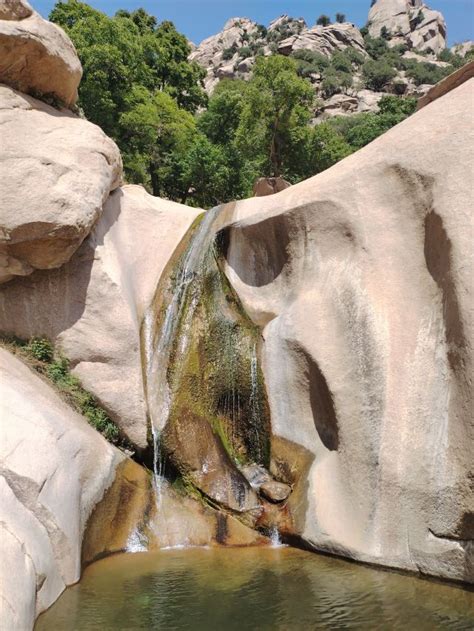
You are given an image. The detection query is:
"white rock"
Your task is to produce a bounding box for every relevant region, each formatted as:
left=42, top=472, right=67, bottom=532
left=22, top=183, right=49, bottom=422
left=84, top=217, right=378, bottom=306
left=222, top=78, right=474, bottom=583
left=0, top=348, right=125, bottom=629
left=0, top=185, right=202, bottom=449
left=0, top=86, right=122, bottom=283
left=278, top=23, right=366, bottom=58
left=0, top=0, right=82, bottom=105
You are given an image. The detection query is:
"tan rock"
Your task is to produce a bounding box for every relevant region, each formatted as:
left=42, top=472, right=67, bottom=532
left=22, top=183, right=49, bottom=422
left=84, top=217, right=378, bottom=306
left=0, top=86, right=122, bottom=283
left=368, top=0, right=446, bottom=55
left=253, top=177, right=291, bottom=197
left=278, top=23, right=366, bottom=58
left=221, top=79, right=474, bottom=583
left=0, top=185, right=202, bottom=449
left=452, top=41, right=474, bottom=58
left=259, top=480, right=291, bottom=503
left=0, top=0, right=82, bottom=106
left=0, top=348, right=126, bottom=629
left=0, top=0, right=33, bottom=20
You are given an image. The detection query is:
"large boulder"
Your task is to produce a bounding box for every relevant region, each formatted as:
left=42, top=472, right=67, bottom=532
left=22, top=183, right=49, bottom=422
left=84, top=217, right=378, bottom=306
left=368, top=0, right=447, bottom=54
left=0, top=185, right=202, bottom=450
left=278, top=23, right=366, bottom=57
left=0, top=348, right=137, bottom=629
left=0, top=86, right=122, bottom=284
left=0, top=0, right=82, bottom=106
left=221, top=78, right=474, bottom=583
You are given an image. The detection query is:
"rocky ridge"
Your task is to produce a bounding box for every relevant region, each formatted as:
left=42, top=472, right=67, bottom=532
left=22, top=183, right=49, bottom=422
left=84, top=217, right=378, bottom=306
left=189, top=0, right=472, bottom=119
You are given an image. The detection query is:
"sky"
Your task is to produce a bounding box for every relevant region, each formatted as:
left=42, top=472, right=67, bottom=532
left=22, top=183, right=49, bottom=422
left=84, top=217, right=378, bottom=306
left=35, top=0, right=474, bottom=47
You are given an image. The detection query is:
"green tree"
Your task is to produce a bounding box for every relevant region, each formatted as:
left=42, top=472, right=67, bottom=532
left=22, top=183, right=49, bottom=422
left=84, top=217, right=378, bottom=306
left=235, top=56, right=314, bottom=178
left=316, top=15, right=331, bottom=27
left=50, top=0, right=207, bottom=189
left=335, top=13, right=346, bottom=24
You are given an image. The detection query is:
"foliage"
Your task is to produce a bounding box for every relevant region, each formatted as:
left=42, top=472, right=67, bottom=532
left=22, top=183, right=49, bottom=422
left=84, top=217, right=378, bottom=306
left=362, top=58, right=397, bottom=90
left=402, top=58, right=454, bottom=86
left=234, top=55, right=314, bottom=177
left=328, top=95, right=417, bottom=150
left=50, top=0, right=206, bottom=186
left=1, top=336, right=127, bottom=447
left=316, top=14, right=331, bottom=27
left=335, top=13, right=346, bottom=24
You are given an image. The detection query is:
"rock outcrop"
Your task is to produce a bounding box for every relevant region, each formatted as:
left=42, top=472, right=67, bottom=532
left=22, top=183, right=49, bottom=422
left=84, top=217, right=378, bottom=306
left=278, top=23, right=366, bottom=57
left=0, top=0, right=81, bottom=106
left=368, top=0, right=446, bottom=54
left=0, top=348, right=133, bottom=629
left=0, top=185, right=201, bottom=449
left=0, top=85, right=122, bottom=284
left=222, top=78, right=474, bottom=583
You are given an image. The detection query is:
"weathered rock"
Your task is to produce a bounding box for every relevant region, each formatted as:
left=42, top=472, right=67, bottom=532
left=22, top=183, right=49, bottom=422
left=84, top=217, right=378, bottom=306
left=0, top=348, right=131, bottom=629
left=0, top=0, right=32, bottom=20
left=417, top=60, right=474, bottom=110
left=253, top=177, right=291, bottom=197
left=0, top=0, right=81, bottom=105
left=222, top=78, right=474, bottom=583
left=278, top=23, right=366, bottom=58
left=259, top=480, right=291, bottom=503
left=368, top=0, right=446, bottom=54
left=0, top=86, right=122, bottom=283
left=163, top=408, right=261, bottom=520
left=322, top=93, right=358, bottom=117
left=0, top=185, right=201, bottom=449
left=356, top=89, right=385, bottom=112
left=452, top=41, right=474, bottom=58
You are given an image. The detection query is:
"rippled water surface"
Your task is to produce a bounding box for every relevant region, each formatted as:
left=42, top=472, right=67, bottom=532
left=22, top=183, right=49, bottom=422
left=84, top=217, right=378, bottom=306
left=36, top=547, right=474, bottom=630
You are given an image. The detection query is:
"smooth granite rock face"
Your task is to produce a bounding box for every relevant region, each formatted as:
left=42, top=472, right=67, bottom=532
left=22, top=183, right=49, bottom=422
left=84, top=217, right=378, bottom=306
left=222, top=79, right=474, bottom=584
left=0, top=0, right=82, bottom=105
left=0, top=85, right=122, bottom=284
left=0, top=348, right=126, bottom=629
left=0, top=185, right=202, bottom=449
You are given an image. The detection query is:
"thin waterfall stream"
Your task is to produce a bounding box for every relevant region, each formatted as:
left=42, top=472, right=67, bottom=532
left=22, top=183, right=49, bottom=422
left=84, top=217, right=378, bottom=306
left=143, top=207, right=221, bottom=505
left=140, top=206, right=272, bottom=535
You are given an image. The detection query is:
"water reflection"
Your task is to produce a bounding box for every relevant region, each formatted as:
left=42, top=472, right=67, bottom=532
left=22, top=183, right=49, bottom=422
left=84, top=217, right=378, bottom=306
left=36, top=547, right=474, bottom=631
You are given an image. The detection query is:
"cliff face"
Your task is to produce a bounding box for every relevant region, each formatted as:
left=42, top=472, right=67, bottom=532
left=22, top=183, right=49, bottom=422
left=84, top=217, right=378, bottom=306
left=221, top=75, right=474, bottom=584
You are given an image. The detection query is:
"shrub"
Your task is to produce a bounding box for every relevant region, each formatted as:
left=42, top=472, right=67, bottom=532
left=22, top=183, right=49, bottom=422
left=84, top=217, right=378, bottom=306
left=380, top=26, right=391, bottom=40
left=403, top=59, right=453, bottom=85
left=343, top=47, right=365, bottom=66
left=335, top=13, right=346, bottom=24
left=316, top=15, right=331, bottom=27
left=362, top=58, right=397, bottom=90
left=222, top=45, right=237, bottom=60
left=410, top=10, right=425, bottom=29
left=331, top=51, right=352, bottom=73
left=3, top=336, right=126, bottom=448
left=364, top=35, right=389, bottom=59
left=238, top=46, right=252, bottom=59
left=27, top=337, right=54, bottom=362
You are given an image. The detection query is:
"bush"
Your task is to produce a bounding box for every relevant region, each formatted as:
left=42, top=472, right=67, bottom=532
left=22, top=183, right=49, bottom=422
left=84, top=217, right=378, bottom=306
left=335, top=13, right=346, bottom=24
left=403, top=59, right=453, bottom=85
left=331, top=51, right=352, bottom=73
left=27, top=337, right=53, bottom=362
left=362, top=58, right=397, bottom=90
left=316, top=15, right=331, bottom=27
left=3, top=336, right=126, bottom=448
left=222, top=45, right=237, bottom=60
left=380, top=26, right=391, bottom=40
left=238, top=46, right=252, bottom=59
left=364, top=35, right=389, bottom=59
left=343, top=47, right=365, bottom=67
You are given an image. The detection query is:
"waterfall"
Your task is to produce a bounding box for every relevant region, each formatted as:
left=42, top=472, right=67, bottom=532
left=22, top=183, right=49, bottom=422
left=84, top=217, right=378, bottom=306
left=249, top=342, right=263, bottom=463
left=143, top=207, right=221, bottom=501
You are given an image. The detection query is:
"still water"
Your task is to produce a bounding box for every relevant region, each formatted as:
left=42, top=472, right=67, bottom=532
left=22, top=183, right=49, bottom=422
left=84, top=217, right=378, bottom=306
left=36, top=547, right=474, bottom=631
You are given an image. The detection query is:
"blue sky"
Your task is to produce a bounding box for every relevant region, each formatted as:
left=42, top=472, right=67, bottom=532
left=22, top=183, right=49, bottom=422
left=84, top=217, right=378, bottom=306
left=35, top=0, right=474, bottom=46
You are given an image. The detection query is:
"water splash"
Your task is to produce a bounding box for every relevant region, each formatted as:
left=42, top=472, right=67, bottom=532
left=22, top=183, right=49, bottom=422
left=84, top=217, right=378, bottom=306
left=270, top=525, right=283, bottom=547
left=126, top=528, right=148, bottom=553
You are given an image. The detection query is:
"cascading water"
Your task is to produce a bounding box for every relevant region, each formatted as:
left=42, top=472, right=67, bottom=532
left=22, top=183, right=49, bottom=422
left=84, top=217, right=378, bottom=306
left=143, top=207, right=221, bottom=503
left=140, top=204, right=273, bottom=544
